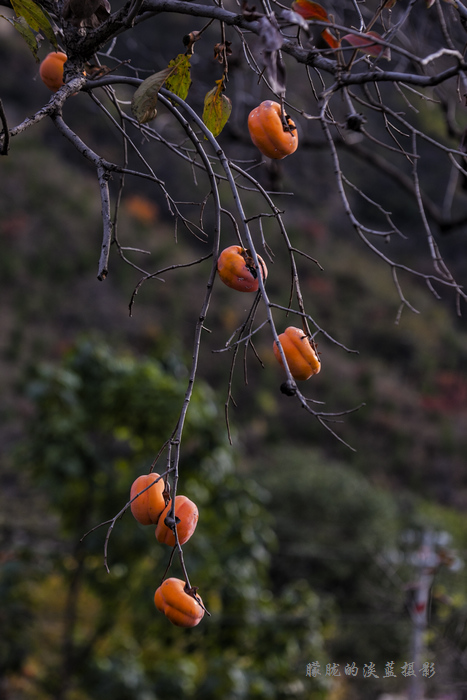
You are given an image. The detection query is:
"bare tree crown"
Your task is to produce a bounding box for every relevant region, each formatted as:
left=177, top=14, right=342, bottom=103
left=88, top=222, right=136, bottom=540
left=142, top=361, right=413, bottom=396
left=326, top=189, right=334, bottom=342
left=2, top=0, right=466, bottom=585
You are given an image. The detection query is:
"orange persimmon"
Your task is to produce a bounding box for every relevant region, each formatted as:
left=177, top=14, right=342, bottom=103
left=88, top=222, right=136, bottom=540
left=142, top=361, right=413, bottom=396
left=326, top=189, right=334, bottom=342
left=155, top=495, right=198, bottom=546
left=273, top=326, right=321, bottom=381
left=217, top=245, right=268, bottom=293
left=130, top=473, right=166, bottom=526
left=154, top=577, right=205, bottom=627
left=39, top=52, right=68, bottom=92
left=248, top=100, right=298, bottom=160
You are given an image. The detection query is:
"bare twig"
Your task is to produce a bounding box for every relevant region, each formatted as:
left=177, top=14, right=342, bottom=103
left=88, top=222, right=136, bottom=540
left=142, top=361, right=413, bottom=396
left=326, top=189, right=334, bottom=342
left=96, top=165, right=113, bottom=280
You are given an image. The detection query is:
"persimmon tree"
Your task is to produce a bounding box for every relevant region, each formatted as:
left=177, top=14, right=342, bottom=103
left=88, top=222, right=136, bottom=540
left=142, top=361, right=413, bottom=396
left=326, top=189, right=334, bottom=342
left=2, top=0, right=467, bottom=617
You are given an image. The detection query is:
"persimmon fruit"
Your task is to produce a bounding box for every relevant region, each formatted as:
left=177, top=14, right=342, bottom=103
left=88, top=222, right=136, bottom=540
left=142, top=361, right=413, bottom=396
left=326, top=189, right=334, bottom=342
left=154, top=577, right=205, bottom=627
left=130, top=473, right=166, bottom=526
left=39, top=52, right=68, bottom=92
left=217, top=245, right=268, bottom=292
left=155, top=495, right=198, bottom=546
left=248, top=100, right=298, bottom=160
left=273, top=326, right=321, bottom=381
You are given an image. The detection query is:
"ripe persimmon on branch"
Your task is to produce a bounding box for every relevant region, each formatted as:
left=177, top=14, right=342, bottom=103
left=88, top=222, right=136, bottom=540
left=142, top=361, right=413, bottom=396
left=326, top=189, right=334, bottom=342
left=2, top=0, right=467, bottom=618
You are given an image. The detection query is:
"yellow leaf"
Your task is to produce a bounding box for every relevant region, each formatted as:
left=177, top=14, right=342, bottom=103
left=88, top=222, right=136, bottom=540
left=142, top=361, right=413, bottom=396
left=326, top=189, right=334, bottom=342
left=202, top=81, right=232, bottom=137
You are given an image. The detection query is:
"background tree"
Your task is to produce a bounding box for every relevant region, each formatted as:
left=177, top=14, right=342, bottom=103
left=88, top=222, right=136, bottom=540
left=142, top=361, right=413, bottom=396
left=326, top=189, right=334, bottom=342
left=2, top=340, right=329, bottom=699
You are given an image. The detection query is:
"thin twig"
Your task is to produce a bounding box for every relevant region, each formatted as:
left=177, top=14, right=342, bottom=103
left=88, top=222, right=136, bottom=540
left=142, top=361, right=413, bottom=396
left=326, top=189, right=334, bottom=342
left=97, top=166, right=113, bottom=281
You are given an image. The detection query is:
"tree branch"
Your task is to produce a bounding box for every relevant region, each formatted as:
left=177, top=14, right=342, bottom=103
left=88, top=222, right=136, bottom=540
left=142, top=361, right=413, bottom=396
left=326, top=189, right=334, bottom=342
left=96, top=165, right=113, bottom=280
left=0, top=99, right=9, bottom=156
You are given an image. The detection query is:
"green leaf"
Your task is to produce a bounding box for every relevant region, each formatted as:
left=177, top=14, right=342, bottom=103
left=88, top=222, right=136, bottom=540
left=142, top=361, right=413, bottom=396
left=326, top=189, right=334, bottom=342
left=131, top=54, right=192, bottom=124
left=10, top=0, right=57, bottom=47
left=202, top=80, right=232, bottom=137
left=164, top=54, right=191, bottom=101
left=1, top=15, right=39, bottom=59
left=131, top=67, right=173, bottom=124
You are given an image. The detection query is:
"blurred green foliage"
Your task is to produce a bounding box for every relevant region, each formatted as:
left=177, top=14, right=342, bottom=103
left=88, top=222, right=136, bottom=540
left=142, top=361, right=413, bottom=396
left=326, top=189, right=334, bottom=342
left=2, top=340, right=330, bottom=699
left=248, top=447, right=407, bottom=658
left=247, top=446, right=467, bottom=696
left=1, top=340, right=465, bottom=699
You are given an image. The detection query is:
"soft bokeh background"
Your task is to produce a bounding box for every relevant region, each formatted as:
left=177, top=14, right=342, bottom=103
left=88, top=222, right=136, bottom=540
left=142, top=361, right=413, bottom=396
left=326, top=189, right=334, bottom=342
left=1, top=9, right=467, bottom=699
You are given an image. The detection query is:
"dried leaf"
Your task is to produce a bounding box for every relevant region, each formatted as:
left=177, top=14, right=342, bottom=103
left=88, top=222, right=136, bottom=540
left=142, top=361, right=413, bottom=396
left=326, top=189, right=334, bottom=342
left=291, top=0, right=329, bottom=22
left=290, top=0, right=338, bottom=48
left=342, top=31, right=391, bottom=59
left=321, top=27, right=340, bottom=48
left=164, top=54, right=192, bottom=101
left=84, top=62, right=112, bottom=79
left=242, top=2, right=261, bottom=21
left=183, top=30, right=201, bottom=55
left=213, top=41, right=233, bottom=63
left=94, top=0, right=110, bottom=21
left=131, top=67, right=172, bottom=123
left=257, top=14, right=286, bottom=97
left=269, top=53, right=287, bottom=97
left=258, top=14, right=283, bottom=51
left=10, top=0, right=57, bottom=47
left=203, top=80, right=232, bottom=136
left=63, top=0, right=101, bottom=20
left=62, top=0, right=110, bottom=26
left=278, top=8, right=310, bottom=33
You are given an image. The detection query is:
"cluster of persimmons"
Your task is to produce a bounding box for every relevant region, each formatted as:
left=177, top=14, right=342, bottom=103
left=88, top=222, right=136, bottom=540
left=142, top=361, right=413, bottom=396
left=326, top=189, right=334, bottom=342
left=217, top=245, right=321, bottom=382
left=41, top=51, right=319, bottom=627
left=129, top=246, right=320, bottom=628
left=130, top=474, right=204, bottom=627
left=39, top=53, right=318, bottom=384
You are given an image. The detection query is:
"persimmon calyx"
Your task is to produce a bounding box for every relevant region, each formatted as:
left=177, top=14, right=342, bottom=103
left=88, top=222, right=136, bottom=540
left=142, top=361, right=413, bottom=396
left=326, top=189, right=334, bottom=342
left=281, top=112, right=297, bottom=133
left=164, top=513, right=181, bottom=529
left=217, top=244, right=268, bottom=292
left=242, top=248, right=268, bottom=282
left=242, top=249, right=258, bottom=279
left=185, top=584, right=210, bottom=615
left=280, top=380, right=297, bottom=396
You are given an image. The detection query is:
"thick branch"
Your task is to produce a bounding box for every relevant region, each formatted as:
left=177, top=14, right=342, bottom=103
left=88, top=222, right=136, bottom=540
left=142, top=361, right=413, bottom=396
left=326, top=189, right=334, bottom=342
left=60, top=0, right=337, bottom=73
left=63, top=0, right=467, bottom=92
left=10, top=76, right=86, bottom=139
left=333, top=63, right=467, bottom=89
